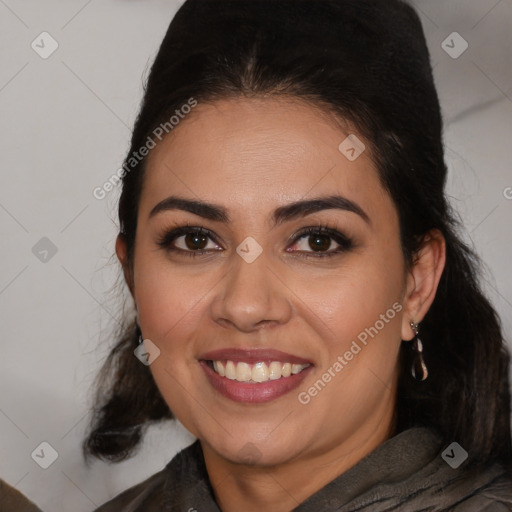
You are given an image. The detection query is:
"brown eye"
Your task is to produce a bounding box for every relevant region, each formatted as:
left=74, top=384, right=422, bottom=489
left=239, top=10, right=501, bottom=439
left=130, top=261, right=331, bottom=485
left=157, top=226, right=223, bottom=257
left=184, top=232, right=209, bottom=250
left=288, top=226, right=353, bottom=258
left=308, top=234, right=332, bottom=252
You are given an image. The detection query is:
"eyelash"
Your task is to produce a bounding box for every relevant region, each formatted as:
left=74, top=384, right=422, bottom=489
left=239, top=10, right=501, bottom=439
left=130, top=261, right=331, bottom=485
left=156, top=224, right=353, bottom=259
left=157, top=226, right=217, bottom=258
left=287, top=225, right=353, bottom=258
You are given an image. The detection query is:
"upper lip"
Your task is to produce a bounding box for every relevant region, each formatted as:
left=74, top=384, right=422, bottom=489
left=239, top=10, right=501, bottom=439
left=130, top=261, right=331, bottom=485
left=198, top=348, right=313, bottom=365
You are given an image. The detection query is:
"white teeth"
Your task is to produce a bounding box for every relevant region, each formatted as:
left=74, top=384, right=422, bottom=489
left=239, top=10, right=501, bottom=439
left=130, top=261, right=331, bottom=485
left=291, top=364, right=303, bottom=375
left=213, top=361, right=225, bottom=377
left=225, top=360, right=236, bottom=380
left=236, top=362, right=252, bottom=382
left=252, top=362, right=269, bottom=382
left=269, top=361, right=282, bottom=380
left=211, top=360, right=309, bottom=383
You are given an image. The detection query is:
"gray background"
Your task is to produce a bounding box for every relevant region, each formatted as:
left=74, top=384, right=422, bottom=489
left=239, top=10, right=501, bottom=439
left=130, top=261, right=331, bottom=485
left=1, top=1, right=511, bottom=510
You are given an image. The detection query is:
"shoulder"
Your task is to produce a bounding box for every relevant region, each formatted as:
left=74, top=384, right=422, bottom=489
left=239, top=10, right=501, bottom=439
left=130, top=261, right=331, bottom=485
left=93, top=441, right=202, bottom=512
left=391, top=428, right=512, bottom=510
left=449, top=467, right=512, bottom=511
left=310, top=428, right=512, bottom=512
left=93, top=468, right=168, bottom=512
left=422, top=449, right=512, bottom=512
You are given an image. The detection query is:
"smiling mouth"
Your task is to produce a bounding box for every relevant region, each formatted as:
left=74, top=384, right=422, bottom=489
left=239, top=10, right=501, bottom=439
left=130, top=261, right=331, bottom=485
left=207, top=360, right=311, bottom=383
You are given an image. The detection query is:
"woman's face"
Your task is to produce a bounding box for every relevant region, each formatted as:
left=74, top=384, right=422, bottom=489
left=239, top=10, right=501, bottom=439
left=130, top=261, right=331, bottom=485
left=128, top=97, right=412, bottom=468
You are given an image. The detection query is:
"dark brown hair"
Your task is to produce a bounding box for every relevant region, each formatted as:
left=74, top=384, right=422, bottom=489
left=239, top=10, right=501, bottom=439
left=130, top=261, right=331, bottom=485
left=84, top=0, right=511, bottom=467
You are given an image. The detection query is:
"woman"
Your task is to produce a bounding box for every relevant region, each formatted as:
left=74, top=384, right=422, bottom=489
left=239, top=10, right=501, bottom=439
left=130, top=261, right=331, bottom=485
left=85, top=0, right=512, bottom=510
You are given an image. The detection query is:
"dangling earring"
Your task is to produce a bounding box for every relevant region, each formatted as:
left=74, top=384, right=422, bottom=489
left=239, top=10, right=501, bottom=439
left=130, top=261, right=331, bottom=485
left=410, top=321, right=428, bottom=381
left=135, top=323, right=143, bottom=346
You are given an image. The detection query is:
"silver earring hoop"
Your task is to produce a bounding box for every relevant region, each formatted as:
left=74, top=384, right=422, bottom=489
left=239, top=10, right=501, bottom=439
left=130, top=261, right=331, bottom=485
left=410, top=321, right=428, bottom=381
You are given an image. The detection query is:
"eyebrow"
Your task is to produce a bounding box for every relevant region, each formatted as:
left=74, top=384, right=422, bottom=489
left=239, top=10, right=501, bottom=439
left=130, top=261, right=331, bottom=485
left=274, top=195, right=370, bottom=225
left=149, top=194, right=370, bottom=226
left=150, top=196, right=229, bottom=223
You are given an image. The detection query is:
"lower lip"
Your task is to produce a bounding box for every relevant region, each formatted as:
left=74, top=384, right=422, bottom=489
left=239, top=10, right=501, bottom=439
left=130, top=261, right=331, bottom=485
left=200, top=361, right=312, bottom=403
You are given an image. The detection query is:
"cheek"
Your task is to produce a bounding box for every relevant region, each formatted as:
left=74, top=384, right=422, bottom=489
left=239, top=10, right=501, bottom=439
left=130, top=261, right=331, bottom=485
left=291, top=244, right=406, bottom=406
left=132, top=253, right=211, bottom=427
left=294, top=268, right=404, bottom=439
left=132, top=249, right=212, bottom=351
left=293, top=248, right=405, bottom=343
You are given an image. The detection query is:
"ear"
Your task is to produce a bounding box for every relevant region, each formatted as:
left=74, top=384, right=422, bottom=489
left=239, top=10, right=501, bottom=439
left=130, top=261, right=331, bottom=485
left=401, top=229, right=446, bottom=341
left=115, top=234, right=135, bottom=297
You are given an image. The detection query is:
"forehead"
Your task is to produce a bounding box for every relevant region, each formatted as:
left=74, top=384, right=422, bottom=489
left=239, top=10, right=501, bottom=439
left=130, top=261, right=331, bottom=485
left=141, top=97, right=391, bottom=223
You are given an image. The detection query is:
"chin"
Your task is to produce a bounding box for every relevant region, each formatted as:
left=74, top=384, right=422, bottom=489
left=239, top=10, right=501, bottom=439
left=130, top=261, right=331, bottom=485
left=206, top=434, right=308, bottom=467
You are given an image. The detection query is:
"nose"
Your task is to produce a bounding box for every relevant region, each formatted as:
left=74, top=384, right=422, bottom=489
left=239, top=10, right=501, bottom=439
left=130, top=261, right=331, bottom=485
left=210, top=250, right=292, bottom=333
